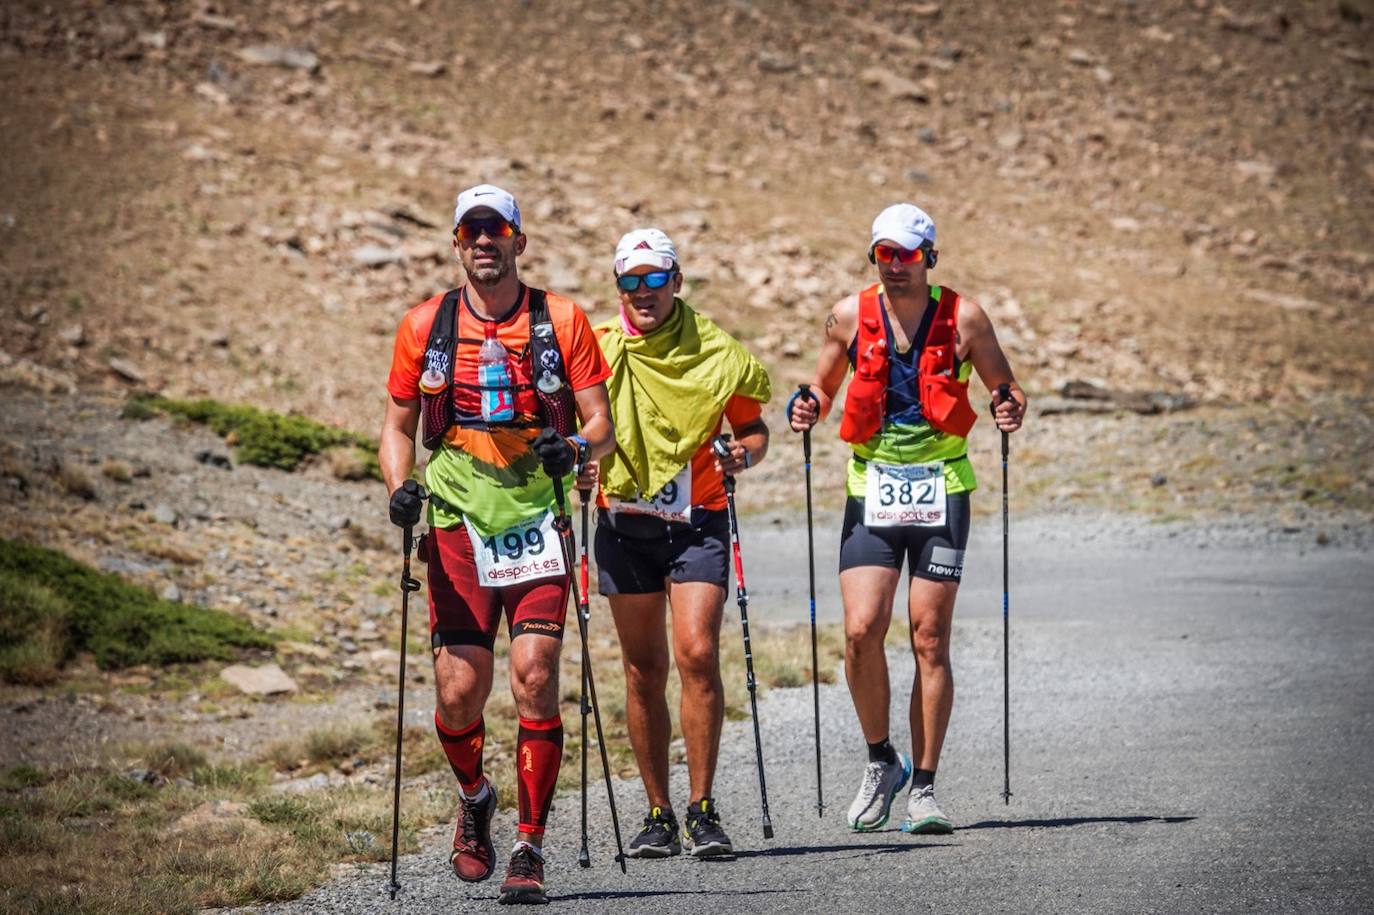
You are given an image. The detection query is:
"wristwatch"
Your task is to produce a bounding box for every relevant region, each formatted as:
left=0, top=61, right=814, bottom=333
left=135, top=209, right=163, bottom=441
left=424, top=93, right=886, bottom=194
left=569, top=434, right=589, bottom=476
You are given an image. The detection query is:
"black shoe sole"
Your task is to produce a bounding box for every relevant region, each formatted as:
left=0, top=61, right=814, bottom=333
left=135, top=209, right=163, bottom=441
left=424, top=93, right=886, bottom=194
left=498, top=887, right=550, bottom=905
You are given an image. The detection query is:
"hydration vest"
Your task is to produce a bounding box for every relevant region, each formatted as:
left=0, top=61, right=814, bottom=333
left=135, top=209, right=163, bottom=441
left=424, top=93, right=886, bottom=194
left=839, top=283, right=978, bottom=444
left=419, top=286, right=576, bottom=450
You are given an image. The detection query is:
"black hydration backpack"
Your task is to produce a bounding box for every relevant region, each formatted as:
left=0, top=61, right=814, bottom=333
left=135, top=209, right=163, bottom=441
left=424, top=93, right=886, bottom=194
left=419, top=286, right=577, bottom=450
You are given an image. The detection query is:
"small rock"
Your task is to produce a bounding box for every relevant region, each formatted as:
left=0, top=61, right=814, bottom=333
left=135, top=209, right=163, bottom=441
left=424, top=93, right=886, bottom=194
left=196, top=450, right=232, bottom=469
left=995, top=130, right=1024, bottom=151
left=220, top=663, right=298, bottom=696
left=58, top=324, right=86, bottom=346
left=236, top=45, right=320, bottom=73
left=152, top=503, right=179, bottom=526
left=99, top=556, right=157, bottom=576
left=1066, top=48, right=1097, bottom=66
left=351, top=244, right=405, bottom=268
left=1315, top=531, right=1331, bottom=546
left=108, top=358, right=146, bottom=383
left=407, top=60, right=446, bottom=77
left=917, top=127, right=938, bottom=144
left=160, top=583, right=182, bottom=603
left=1111, top=216, right=1141, bottom=232
left=1150, top=473, right=1168, bottom=488
left=860, top=68, right=929, bottom=103
left=271, top=772, right=331, bottom=794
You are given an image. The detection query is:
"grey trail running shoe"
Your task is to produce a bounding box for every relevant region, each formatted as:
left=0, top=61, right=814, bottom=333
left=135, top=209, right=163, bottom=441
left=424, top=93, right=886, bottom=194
left=846, top=752, right=912, bottom=831
left=627, top=805, right=681, bottom=859
left=900, top=783, right=954, bottom=834
left=683, top=798, right=734, bottom=857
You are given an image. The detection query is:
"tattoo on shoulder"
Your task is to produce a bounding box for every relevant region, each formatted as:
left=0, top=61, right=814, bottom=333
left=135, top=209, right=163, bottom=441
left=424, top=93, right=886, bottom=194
left=824, top=313, right=838, bottom=334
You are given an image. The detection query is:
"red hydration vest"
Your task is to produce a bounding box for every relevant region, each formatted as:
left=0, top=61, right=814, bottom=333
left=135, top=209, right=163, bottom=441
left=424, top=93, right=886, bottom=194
left=839, top=283, right=978, bottom=444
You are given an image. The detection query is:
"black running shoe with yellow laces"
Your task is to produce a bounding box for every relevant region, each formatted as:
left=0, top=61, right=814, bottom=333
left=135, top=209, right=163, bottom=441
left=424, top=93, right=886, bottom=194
left=683, top=798, right=734, bottom=857
left=628, top=805, right=681, bottom=858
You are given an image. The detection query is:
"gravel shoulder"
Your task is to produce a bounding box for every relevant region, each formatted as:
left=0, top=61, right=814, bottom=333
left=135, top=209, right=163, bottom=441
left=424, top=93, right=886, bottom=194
left=236, top=508, right=1374, bottom=914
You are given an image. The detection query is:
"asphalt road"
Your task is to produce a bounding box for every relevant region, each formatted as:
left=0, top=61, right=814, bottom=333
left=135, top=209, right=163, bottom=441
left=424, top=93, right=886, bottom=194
left=244, top=512, right=1374, bottom=914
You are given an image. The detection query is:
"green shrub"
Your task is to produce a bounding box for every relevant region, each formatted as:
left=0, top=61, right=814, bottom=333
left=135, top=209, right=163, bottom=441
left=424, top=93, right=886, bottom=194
left=0, top=572, right=73, bottom=683
left=124, top=394, right=380, bottom=477
left=0, top=539, right=272, bottom=672
left=1, top=764, right=50, bottom=791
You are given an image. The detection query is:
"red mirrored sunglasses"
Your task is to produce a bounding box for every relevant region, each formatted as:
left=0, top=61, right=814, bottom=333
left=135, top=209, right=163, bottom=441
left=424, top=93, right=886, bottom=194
left=872, top=243, right=927, bottom=265
left=455, top=218, right=516, bottom=242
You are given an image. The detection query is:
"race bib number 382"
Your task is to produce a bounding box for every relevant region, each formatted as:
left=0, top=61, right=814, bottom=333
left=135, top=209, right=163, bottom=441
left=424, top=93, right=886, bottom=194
left=864, top=461, right=946, bottom=528
left=465, top=510, right=566, bottom=587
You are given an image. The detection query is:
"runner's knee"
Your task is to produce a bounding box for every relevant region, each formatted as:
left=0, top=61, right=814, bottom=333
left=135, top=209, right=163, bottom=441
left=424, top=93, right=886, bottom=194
left=846, top=612, right=890, bottom=648
left=622, top=652, right=670, bottom=694
left=911, top=623, right=951, bottom=666
left=674, top=638, right=721, bottom=685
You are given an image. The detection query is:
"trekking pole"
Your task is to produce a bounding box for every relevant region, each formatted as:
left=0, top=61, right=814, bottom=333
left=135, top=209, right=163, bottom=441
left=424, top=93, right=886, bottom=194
left=577, top=488, right=592, bottom=869
left=796, top=384, right=824, bottom=818
left=992, top=383, right=1013, bottom=805
left=551, top=476, right=627, bottom=873
left=388, top=480, right=425, bottom=899
left=712, top=434, right=775, bottom=840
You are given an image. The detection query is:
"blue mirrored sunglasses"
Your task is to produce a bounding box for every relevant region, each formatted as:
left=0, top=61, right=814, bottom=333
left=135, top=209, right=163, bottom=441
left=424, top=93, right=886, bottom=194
left=616, top=270, right=676, bottom=292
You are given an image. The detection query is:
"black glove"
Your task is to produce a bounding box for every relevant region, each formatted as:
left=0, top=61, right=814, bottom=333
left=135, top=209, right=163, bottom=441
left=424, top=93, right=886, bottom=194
left=532, top=427, right=575, bottom=477
left=388, top=479, right=424, bottom=528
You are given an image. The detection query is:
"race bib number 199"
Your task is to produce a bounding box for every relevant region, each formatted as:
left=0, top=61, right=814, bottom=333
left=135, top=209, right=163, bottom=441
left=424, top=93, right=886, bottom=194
left=864, top=461, right=946, bottom=528
left=465, top=510, right=566, bottom=587
left=608, top=465, right=692, bottom=524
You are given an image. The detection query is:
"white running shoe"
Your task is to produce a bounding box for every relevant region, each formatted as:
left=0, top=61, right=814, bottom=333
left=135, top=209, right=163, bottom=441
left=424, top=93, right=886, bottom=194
left=900, top=783, right=954, bottom=834
left=846, top=753, right=912, bottom=831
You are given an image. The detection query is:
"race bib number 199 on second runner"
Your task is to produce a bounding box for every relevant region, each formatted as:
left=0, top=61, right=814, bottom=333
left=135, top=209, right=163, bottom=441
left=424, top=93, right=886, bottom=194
left=465, top=510, right=566, bottom=587
left=864, top=461, right=946, bottom=527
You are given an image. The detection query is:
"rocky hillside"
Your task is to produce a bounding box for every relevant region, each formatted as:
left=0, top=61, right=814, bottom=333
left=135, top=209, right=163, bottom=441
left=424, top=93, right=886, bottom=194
left=2, top=0, right=1371, bottom=433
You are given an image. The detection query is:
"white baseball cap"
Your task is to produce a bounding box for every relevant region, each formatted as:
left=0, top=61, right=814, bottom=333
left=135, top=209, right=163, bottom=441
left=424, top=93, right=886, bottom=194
left=870, top=203, right=936, bottom=253
left=614, top=227, right=678, bottom=274
left=452, top=184, right=521, bottom=230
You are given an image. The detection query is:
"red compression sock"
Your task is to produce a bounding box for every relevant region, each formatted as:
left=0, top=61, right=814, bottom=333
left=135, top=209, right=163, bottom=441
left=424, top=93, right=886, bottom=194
left=435, top=712, right=485, bottom=795
left=515, top=714, right=563, bottom=837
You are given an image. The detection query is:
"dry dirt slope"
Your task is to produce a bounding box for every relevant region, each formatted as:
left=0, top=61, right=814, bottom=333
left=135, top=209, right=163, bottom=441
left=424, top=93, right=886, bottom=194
left=1, top=0, right=1372, bottom=439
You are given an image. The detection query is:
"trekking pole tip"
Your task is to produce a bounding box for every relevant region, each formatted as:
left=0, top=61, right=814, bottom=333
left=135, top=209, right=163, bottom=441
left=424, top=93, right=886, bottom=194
left=577, top=848, right=591, bottom=869
left=762, top=819, right=774, bottom=840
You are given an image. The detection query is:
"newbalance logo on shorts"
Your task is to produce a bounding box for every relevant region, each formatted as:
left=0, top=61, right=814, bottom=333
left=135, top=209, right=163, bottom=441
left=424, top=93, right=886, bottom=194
left=927, top=545, right=965, bottom=579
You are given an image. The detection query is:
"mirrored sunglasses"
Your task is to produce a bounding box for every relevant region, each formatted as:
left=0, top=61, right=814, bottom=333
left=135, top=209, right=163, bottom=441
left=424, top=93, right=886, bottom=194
left=455, top=218, right=515, bottom=242
left=615, top=270, right=676, bottom=292
left=872, top=243, right=927, bottom=264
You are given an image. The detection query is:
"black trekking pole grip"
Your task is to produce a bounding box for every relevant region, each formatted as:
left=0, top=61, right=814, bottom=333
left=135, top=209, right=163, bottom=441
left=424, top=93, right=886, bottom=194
left=797, top=384, right=816, bottom=462
left=711, top=434, right=737, bottom=494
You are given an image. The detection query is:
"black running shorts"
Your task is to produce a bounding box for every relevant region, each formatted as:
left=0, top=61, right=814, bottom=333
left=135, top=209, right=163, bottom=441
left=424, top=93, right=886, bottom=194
left=838, top=492, right=971, bottom=581
left=595, top=508, right=730, bottom=595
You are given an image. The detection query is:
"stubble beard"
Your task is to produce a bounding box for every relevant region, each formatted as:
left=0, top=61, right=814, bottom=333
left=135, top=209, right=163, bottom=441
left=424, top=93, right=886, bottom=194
left=465, top=250, right=510, bottom=288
